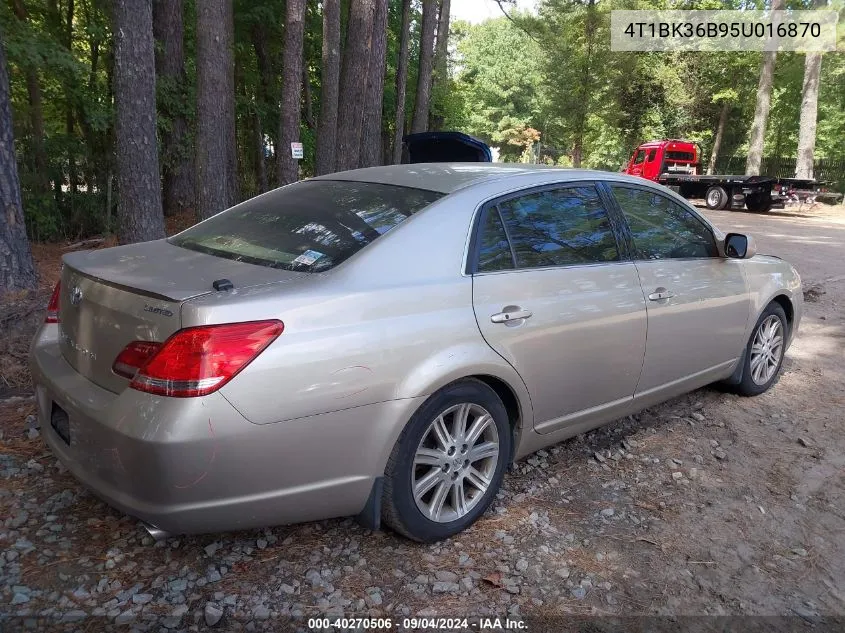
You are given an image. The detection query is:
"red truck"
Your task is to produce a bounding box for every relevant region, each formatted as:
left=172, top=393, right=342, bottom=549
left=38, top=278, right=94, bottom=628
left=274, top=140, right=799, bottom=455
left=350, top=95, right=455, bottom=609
left=623, top=139, right=821, bottom=212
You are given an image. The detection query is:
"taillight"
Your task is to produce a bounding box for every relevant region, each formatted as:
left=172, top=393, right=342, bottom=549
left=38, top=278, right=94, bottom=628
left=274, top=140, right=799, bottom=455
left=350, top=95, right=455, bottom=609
left=120, top=320, right=284, bottom=398
left=45, top=281, right=61, bottom=323
left=112, top=341, right=162, bottom=379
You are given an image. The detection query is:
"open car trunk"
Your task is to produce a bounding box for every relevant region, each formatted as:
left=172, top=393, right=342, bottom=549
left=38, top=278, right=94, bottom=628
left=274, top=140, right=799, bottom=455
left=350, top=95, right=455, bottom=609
left=403, top=131, right=492, bottom=163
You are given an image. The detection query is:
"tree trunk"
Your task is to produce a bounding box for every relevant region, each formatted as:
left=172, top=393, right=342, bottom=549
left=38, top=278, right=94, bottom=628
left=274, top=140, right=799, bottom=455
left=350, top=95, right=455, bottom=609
left=153, top=0, right=195, bottom=216
left=0, top=38, right=37, bottom=292
left=64, top=0, right=78, bottom=196
left=360, top=0, right=388, bottom=168
left=222, top=1, right=239, bottom=206
left=745, top=0, right=784, bottom=176
left=278, top=0, right=306, bottom=185
left=336, top=0, right=375, bottom=171
left=196, top=0, right=238, bottom=219
left=9, top=0, right=49, bottom=196
left=410, top=0, right=437, bottom=133
left=429, top=0, right=451, bottom=131
left=571, top=0, right=596, bottom=169
left=24, top=71, right=48, bottom=192
left=112, top=0, right=165, bottom=244
left=707, top=101, right=730, bottom=175
left=251, top=23, right=274, bottom=189
left=302, top=65, right=315, bottom=130
left=315, top=0, right=341, bottom=175
left=251, top=24, right=275, bottom=109
left=795, top=51, right=822, bottom=179
left=65, top=0, right=74, bottom=47
left=391, top=0, right=411, bottom=164
left=78, top=19, right=102, bottom=193
left=571, top=141, right=583, bottom=170
left=253, top=107, right=268, bottom=193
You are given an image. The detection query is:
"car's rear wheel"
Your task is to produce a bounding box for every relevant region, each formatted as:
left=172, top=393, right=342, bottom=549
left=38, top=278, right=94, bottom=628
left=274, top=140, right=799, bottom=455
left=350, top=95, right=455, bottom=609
left=381, top=379, right=511, bottom=542
left=705, top=185, right=729, bottom=210
left=734, top=302, right=788, bottom=396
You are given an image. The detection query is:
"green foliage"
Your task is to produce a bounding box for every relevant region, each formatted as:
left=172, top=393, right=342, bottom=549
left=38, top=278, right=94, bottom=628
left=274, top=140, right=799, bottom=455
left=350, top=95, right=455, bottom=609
left=446, top=0, right=845, bottom=173
left=446, top=15, right=544, bottom=160
left=3, top=0, right=844, bottom=243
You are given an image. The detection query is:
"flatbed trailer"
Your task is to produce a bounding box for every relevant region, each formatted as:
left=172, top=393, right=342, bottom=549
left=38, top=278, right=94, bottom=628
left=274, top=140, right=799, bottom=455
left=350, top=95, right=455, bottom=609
left=623, top=139, right=834, bottom=212
left=658, top=173, right=779, bottom=212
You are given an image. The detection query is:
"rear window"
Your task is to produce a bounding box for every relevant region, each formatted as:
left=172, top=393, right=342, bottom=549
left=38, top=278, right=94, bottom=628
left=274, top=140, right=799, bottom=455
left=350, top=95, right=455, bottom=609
left=169, top=180, right=443, bottom=272
left=665, top=150, right=695, bottom=161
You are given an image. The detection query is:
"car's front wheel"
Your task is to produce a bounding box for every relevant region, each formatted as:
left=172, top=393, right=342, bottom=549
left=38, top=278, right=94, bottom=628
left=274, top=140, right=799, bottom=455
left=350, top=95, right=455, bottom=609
left=381, top=379, right=512, bottom=542
left=734, top=302, right=788, bottom=396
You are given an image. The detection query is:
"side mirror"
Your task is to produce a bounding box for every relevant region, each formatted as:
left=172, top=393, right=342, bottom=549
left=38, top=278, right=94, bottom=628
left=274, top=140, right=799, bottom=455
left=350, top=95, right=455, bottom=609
left=724, top=233, right=757, bottom=259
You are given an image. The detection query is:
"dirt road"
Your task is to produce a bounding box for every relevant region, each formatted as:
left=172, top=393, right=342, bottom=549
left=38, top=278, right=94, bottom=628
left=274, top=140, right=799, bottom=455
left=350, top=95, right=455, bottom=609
left=1, top=204, right=843, bottom=629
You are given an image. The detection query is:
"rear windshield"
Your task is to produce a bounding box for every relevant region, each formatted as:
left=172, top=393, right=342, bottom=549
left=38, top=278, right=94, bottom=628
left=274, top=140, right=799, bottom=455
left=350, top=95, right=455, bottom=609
left=169, top=180, right=443, bottom=272
left=665, top=150, right=695, bottom=162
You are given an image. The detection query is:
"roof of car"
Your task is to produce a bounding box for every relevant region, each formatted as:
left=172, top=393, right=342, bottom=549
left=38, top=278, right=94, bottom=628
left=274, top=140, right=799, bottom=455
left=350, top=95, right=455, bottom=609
left=311, top=163, right=632, bottom=194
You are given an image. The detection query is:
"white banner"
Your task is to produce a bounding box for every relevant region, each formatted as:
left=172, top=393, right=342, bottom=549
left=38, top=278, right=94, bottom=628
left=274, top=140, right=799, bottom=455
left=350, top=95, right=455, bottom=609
left=610, top=10, right=839, bottom=52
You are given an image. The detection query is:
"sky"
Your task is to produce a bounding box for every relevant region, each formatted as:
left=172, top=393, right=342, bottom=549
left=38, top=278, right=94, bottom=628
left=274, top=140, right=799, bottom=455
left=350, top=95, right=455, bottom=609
left=450, top=0, right=539, bottom=25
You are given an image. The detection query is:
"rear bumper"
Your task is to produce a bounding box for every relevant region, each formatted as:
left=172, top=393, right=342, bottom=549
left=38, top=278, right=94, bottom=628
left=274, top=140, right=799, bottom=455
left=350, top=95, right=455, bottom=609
left=30, top=325, right=421, bottom=534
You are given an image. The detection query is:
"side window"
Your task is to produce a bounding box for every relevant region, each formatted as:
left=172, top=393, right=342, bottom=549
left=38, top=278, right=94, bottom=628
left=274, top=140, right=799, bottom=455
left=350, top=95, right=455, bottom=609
left=610, top=185, right=718, bottom=260
left=496, top=186, right=620, bottom=269
left=476, top=209, right=514, bottom=272
left=647, top=149, right=657, bottom=162
left=633, top=150, right=646, bottom=165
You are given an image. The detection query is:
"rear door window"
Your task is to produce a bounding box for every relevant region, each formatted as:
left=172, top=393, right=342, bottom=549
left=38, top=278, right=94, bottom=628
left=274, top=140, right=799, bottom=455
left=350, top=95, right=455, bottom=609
left=170, top=180, right=443, bottom=272
left=476, top=209, right=515, bottom=272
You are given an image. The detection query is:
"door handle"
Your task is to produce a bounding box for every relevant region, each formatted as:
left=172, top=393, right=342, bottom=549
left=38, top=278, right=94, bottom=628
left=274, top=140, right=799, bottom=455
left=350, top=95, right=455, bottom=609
left=648, top=287, right=675, bottom=301
left=491, top=309, right=532, bottom=323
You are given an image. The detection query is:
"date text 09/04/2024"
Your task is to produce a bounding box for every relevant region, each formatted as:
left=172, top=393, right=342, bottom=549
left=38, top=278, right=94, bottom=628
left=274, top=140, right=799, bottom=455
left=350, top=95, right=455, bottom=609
left=306, top=617, right=527, bottom=630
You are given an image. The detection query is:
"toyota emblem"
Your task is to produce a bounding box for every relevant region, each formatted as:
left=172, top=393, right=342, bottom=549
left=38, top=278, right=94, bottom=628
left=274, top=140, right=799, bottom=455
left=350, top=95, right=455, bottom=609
left=70, top=286, right=83, bottom=307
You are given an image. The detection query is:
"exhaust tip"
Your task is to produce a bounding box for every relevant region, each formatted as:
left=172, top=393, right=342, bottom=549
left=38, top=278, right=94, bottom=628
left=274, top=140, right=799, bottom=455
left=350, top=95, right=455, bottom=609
left=142, top=522, right=171, bottom=541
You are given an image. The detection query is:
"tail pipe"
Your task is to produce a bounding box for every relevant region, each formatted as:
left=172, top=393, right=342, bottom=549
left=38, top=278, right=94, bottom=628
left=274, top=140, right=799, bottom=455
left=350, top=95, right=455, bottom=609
left=141, top=521, right=171, bottom=541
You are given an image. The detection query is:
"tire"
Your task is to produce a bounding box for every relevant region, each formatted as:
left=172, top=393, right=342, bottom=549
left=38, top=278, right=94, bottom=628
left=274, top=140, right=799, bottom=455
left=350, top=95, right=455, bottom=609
left=381, top=378, right=512, bottom=542
left=733, top=302, right=788, bottom=397
left=745, top=192, right=773, bottom=213
left=705, top=185, right=729, bottom=210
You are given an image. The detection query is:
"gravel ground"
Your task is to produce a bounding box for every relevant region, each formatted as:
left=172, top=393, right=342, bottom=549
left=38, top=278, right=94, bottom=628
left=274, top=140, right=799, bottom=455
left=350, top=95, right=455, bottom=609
left=1, top=203, right=844, bottom=631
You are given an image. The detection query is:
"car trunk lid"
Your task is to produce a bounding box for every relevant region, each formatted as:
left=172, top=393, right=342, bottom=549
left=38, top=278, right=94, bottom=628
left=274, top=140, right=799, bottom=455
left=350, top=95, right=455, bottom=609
left=59, top=240, right=304, bottom=394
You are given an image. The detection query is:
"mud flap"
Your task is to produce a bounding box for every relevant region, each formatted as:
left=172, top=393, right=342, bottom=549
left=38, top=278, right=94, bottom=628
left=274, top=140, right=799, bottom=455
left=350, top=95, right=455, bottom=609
left=355, top=476, right=383, bottom=531
left=723, top=349, right=746, bottom=386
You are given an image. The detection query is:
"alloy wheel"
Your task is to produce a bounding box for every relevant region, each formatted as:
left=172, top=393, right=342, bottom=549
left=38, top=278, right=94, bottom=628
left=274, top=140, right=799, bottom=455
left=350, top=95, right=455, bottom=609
left=411, top=403, right=500, bottom=523
left=749, top=315, right=784, bottom=385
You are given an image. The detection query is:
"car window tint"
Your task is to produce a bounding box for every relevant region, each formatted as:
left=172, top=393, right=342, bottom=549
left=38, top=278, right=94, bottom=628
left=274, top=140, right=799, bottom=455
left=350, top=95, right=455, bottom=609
left=496, top=186, right=620, bottom=269
left=647, top=149, right=657, bottom=162
left=610, top=185, right=718, bottom=259
left=169, top=180, right=443, bottom=272
left=477, top=209, right=514, bottom=272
